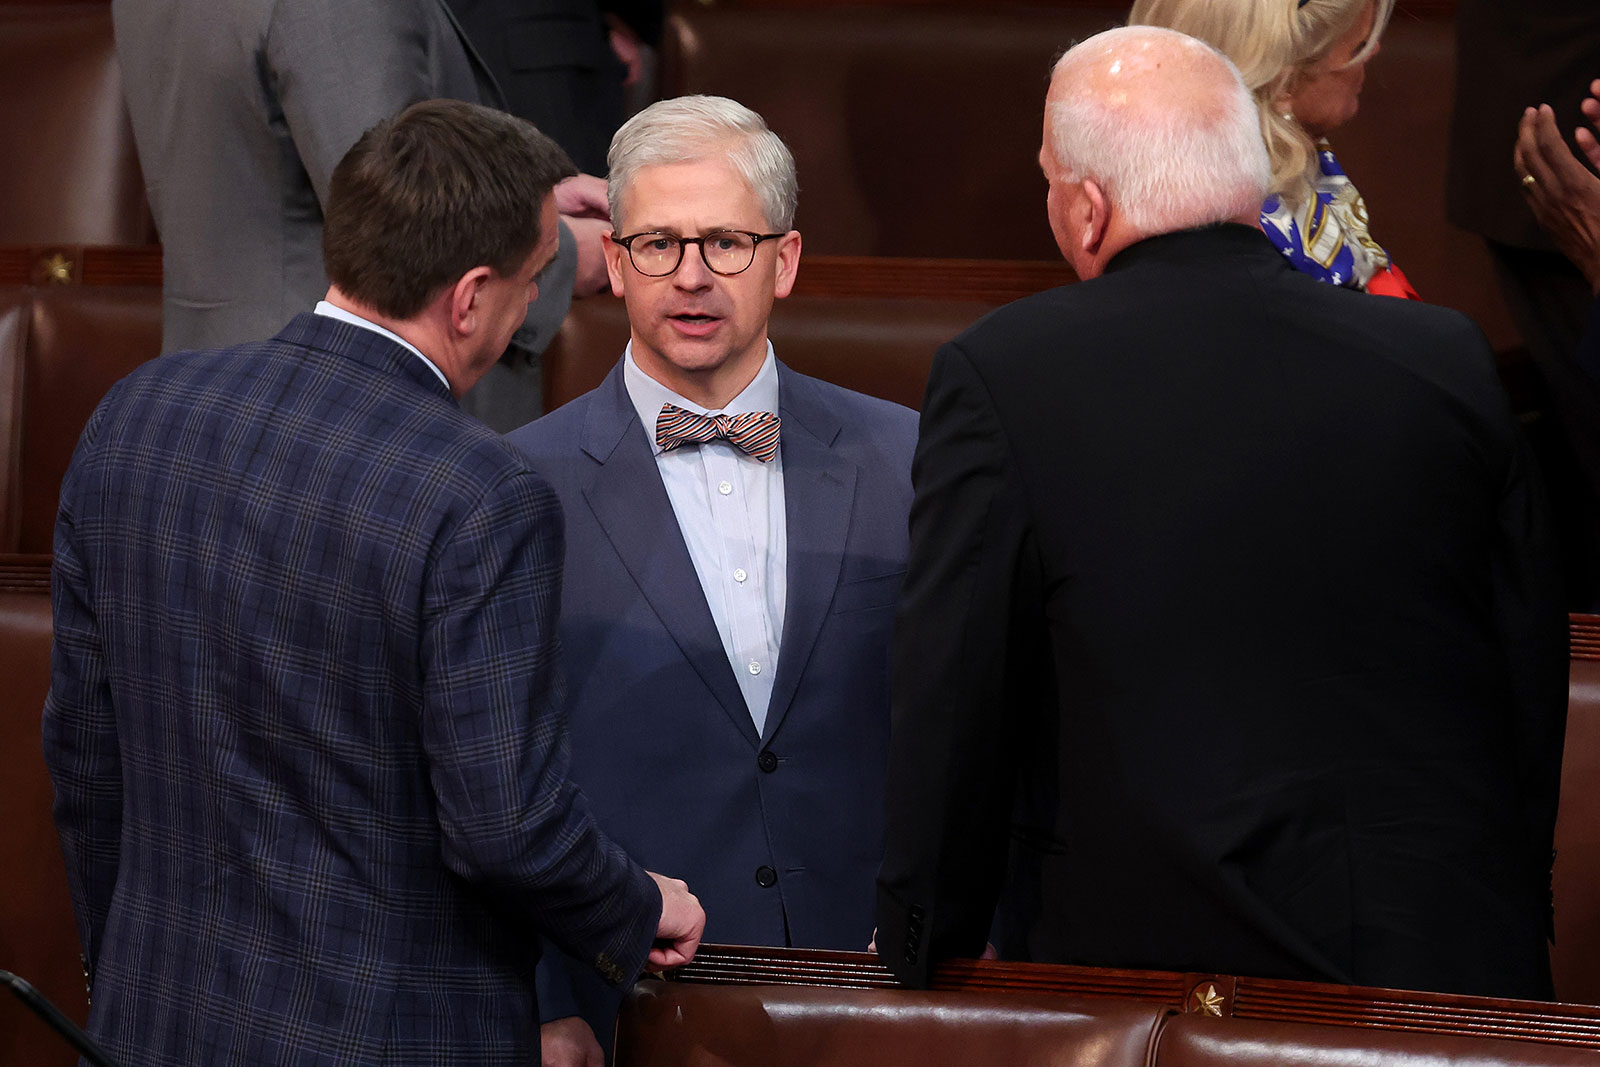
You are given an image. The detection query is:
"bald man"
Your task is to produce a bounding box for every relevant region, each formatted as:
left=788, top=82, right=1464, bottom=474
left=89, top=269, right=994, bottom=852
left=875, top=26, right=1566, bottom=1000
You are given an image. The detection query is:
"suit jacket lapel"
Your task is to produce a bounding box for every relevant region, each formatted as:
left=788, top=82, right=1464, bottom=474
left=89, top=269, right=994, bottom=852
left=434, top=0, right=505, bottom=108
left=579, top=366, right=759, bottom=746
left=765, top=366, right=858, bottom=743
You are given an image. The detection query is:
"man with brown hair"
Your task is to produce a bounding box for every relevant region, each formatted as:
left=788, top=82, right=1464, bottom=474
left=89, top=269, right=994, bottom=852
left=43, top=98, right=703, bottom=1067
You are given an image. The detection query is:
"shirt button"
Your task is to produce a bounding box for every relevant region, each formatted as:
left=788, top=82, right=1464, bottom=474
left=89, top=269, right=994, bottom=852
left=733, top=568, right=748, bottom=583
left=718, top=480, right=733, bottom=495
left=755, top=865, right=778, bottom=888
left=747, top=661, right=762, bottom=676
left=758, top=750, right=778, bottom=773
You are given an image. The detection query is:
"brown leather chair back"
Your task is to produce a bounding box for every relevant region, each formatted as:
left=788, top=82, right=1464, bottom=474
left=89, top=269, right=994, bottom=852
left=14, top=284, right=162, bottom=553
left=1154, top=1011, right=1597, bottom=1067
left=542, top=257, right=1070, bottom=413
left=543, top=290, right=989, bottom=413
left=618, top=945, right=1600, bottom=1067
left=661, top=3, right=1517, bottom=352
left=663, top=4, right=1125, bottom=262
left=0, top=293, right=30, bottom=550
left=618, top=981, right=1173, bottom=1067
left=1553, top=614, right=1600, bottom=1004
left=543, top=294, right=631, bottom=411
left=0, top=558, right=84, bottom=1067
left=0, top=4, right=154, bottom=245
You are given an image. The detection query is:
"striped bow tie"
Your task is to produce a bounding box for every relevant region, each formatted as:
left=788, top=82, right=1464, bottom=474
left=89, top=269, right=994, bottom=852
left=655, top=403, right=782, bottom=463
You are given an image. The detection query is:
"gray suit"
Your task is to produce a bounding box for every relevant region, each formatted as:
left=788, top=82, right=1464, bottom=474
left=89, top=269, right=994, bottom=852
left=113, top=0, right=572, bottom=425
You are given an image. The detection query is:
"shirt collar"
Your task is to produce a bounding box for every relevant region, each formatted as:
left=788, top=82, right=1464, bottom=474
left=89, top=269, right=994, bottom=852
left=314, top=301, right=451, bottom=390
left=623, top=342, right=780, bottom=456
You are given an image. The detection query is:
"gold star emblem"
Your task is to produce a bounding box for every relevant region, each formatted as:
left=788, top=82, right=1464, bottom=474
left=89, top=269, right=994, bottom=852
left=42, top=253, right=73, bottom=285
left=1194, top=983, right=1225, bottom=1017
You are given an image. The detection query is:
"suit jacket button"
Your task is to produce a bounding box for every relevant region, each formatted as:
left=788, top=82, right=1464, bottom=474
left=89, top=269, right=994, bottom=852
left=756, top=865, right=778, bottom=887
left=758, top=751, right=778, bottom=773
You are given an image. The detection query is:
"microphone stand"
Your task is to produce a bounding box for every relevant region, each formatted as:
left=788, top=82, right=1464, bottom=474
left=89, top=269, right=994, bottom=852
left=0, top=968, right=120, bottom=1067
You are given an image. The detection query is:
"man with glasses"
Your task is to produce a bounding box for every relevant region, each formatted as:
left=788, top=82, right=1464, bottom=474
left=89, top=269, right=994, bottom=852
left=508, top=95, right=917, bottom=1065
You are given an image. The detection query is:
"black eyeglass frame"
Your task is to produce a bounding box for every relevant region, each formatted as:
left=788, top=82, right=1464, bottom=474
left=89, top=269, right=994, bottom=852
left=609, top=229, right=790, bottom=277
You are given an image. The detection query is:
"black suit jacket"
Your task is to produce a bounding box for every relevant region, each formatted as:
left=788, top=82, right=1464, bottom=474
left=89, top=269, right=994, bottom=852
left=876, top=225, right=1568, bottom=1000
left=447, top=0, right=660, bottom=174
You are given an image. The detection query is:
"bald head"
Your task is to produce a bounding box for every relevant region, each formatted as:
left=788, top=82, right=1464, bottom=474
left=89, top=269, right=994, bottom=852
left=1042, top=26, right=1268, bottom=254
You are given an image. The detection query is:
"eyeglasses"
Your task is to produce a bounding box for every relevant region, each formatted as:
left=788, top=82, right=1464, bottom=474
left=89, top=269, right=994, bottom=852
left=610, top=230, right=788, bottom=277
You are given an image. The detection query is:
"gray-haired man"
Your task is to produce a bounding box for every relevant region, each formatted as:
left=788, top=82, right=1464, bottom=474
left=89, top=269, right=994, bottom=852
left=509, top=95, right=918, bottom=1063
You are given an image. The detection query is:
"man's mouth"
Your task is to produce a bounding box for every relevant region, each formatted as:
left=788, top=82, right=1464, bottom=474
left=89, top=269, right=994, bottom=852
left=668, top=312, right=722, bottom=337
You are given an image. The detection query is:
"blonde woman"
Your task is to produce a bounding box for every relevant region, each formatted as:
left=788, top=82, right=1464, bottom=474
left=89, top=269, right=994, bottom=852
left=1129, top=0, right=1417, bottom=297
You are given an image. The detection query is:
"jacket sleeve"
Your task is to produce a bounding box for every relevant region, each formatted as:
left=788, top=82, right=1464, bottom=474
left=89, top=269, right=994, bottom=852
left=420, top=466, right=660, bottom=988
left=267, top=0, right=470, bottom=208
left=266, top=0, right=577, bottom=360
left=1491, top=417, right=1570, bottom=937
left=42, top=405, right=123, bottom=982
left=875, top=340, right=1043, bottom=986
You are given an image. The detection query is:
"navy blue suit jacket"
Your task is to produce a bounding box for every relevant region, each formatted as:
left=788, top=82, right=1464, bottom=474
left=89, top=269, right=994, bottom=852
left=43, top=314, right=660, bottom=1067
left=507, top=360, right=916, bottom=1039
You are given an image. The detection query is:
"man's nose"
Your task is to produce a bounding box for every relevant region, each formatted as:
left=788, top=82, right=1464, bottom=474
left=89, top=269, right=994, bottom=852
left=674, top=241, right=714, bottom=287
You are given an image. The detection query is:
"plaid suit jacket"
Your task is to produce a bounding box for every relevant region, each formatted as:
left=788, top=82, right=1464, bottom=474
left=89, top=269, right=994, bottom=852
left=42, top=313, right=658, bottom=1067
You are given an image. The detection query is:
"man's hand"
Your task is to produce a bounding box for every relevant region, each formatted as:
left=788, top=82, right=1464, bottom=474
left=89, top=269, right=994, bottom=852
left=1579, top=78, right=1600, bottom=172
left=564, top=215, right=614, bottom=298
left=647, top=871, right=704, bottom=969
left=541, top=1016, right=603, bottom=1067
left=555, top=174, right=611, bottom=220
left=1514, top=93, right=1600, bottom=295
left=606, top=14, right=646, bottom=89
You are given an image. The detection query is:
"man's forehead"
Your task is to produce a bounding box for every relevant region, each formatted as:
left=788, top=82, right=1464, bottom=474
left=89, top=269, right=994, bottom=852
left=614, top=156, right=765, bottom=227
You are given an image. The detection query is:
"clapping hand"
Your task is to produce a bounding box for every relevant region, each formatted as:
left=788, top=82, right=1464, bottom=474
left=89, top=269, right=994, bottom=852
left=1514, top=80, right=1600, bottom=294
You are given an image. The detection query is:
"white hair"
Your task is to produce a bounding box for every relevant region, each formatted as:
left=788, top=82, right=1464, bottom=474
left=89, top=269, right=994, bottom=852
left=1048, top=27, right=1271, bottom=237
left=606, top=95, right=799, bottom=231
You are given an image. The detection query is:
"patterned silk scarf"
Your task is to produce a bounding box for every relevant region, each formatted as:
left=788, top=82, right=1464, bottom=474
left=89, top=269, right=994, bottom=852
left=1259, top=142, right=1419, bottom=300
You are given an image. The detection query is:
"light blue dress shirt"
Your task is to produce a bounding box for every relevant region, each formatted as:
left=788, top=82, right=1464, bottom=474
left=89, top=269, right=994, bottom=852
left=314, top=301, right=450, bottom=389
left=623, top=343, right=787, bottom=734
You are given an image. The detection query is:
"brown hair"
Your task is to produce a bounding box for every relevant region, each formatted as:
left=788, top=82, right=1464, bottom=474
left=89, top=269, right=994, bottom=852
left=323, top=98, right=576, bottom=320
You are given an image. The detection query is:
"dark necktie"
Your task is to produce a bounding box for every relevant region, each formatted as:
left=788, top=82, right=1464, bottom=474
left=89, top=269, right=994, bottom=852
left=655, top=403, right=781, bottom=463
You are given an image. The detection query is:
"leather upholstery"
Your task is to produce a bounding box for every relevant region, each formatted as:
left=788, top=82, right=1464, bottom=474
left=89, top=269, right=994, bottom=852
left=543, top=290, right=993, bottom=412
left=15, top=284, right=161, bottom=553
left=1155, top=1012, right=1598, bottom=1067
left=1552, top=650, right=1600, bottom=1004
left=616, top=935, right=1600, bottom=1067
left=0, top=294, right=29, bottom=550
left=617, top=982, right=1172, bottom=1067
left=662, top=5, right=1518, bottom=354
left=663, top=5, right=1125, bottom=263
left=0, top=4, right=154, bottom=245
left=0, top=577, right=86, bottom=1067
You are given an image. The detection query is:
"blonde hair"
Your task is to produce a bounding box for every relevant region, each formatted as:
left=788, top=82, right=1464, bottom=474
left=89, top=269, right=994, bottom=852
left=1127, top=0, right=1392, bottom=200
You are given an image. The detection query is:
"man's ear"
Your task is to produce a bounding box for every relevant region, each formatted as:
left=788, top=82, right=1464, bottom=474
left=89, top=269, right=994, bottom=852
left=603, top=229, right=629, bottom=298
left=1080, top=179, right=1111, bottom=258
left=448, top=266, right=495, bottom=336
left=773, top=230, right=802, bottom=300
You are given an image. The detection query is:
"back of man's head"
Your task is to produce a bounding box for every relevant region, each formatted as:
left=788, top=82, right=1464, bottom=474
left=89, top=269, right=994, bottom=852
left=605, top=95, right=798, bottom=232
left=323, top=98, right=577, bottom=321
left=1048, top=26, right=1269, bottom=238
